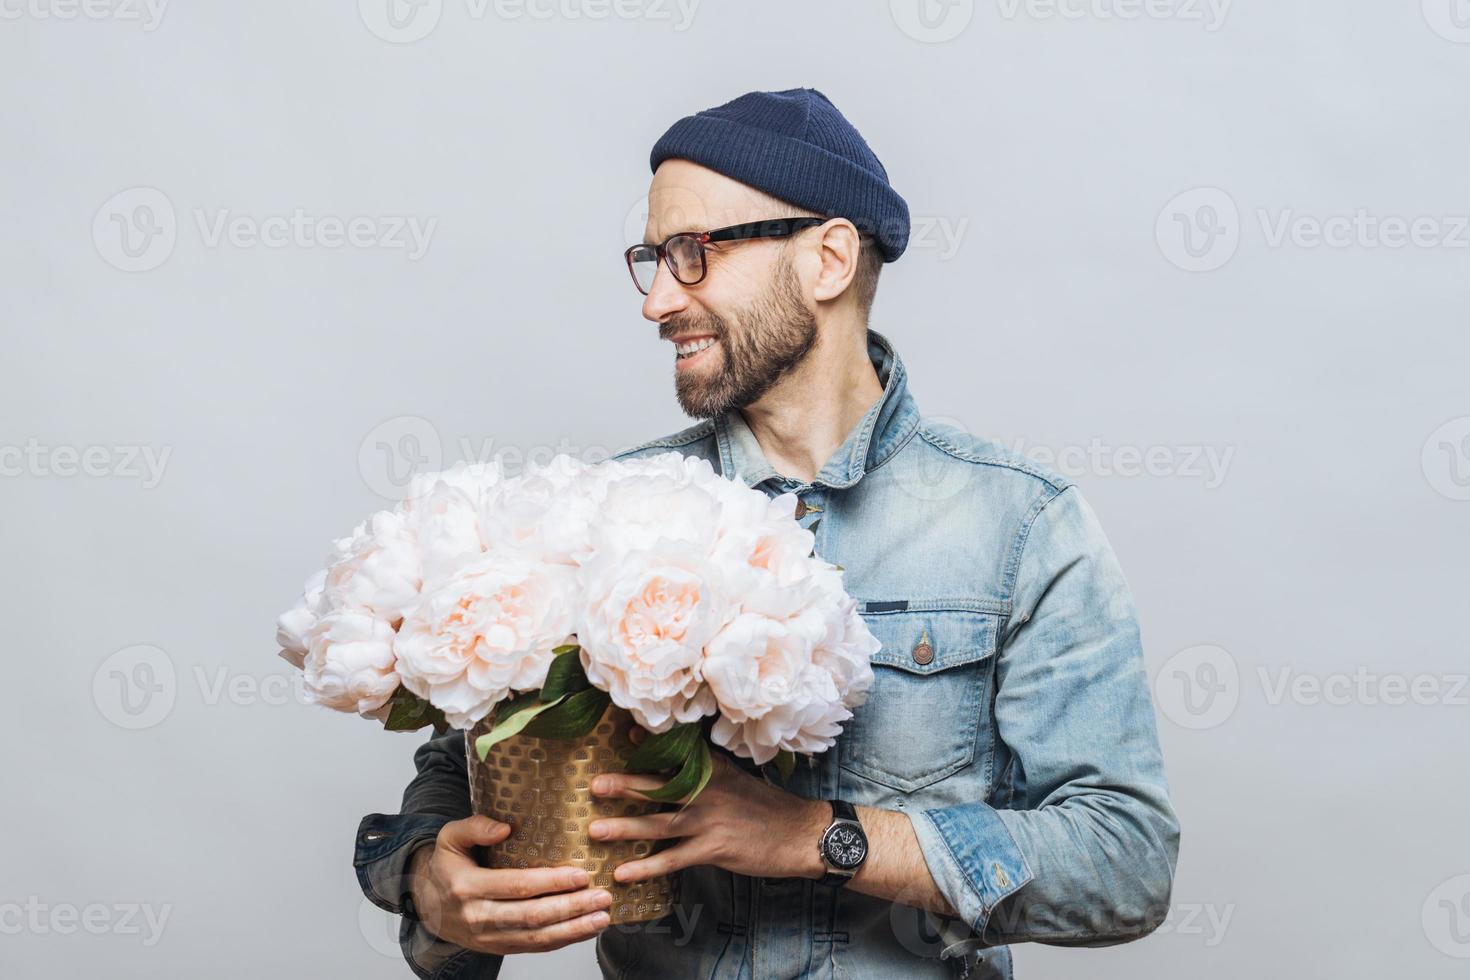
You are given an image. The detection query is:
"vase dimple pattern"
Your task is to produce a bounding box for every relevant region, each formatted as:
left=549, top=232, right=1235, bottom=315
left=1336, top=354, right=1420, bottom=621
left=465, top=706, right=676, bottom=925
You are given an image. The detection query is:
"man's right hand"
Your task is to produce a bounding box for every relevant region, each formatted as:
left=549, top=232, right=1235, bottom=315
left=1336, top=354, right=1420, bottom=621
left=409, top=815, right=613, bottom=954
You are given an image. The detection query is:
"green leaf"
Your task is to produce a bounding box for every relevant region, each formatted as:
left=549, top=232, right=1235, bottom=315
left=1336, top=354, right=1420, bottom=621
left=627, top=722, right=700, bottom=773
left=474, top=695, right=567, bottom=760
left=520, top=688, right=610, bottom=740
left=773, top=749, right=796, bottom=782
left=495, top=692, right=545, bottom=723
left=539, top=648, right=590, bottom=703
left=383, top=687, right=449, bottom=734
left=636, top=738, right=713, bottom=805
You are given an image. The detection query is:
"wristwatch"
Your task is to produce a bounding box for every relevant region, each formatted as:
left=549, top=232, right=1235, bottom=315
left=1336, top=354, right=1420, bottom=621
left=817, top=799, right=868, bottom=886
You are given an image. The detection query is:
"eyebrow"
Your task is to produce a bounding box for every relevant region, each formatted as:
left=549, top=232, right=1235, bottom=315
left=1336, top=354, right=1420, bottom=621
left=644, top=226, right=702, bottom=247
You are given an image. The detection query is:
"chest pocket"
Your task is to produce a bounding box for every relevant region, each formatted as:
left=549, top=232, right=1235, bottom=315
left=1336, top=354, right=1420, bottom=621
left=839, top=600, right=999, bottom=794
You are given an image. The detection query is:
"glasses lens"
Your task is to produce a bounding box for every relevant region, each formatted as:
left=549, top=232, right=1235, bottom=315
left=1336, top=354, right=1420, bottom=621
left=665, top=235, right=705, bottom=285
left=627, top=246, right=658, bottom=294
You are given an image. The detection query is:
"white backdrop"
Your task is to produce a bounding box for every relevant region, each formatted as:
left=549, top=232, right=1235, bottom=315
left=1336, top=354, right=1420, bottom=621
left=3, top=2, right=1468, bottom=977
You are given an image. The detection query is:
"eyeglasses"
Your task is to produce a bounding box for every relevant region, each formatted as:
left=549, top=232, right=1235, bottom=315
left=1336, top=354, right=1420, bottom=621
left=623, top=217, right=829, bottom=296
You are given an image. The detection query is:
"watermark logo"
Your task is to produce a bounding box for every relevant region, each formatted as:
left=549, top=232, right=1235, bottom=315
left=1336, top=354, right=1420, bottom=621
left=359, top=415, right=445, bottom=499
left=1422, top=417, right=1470, bottom=501
left=0, top=440, right=171, bottom=487
left=898, top=416, right=976, bottom=503
left=360, top=0, right=698, bottom=41
left=358, top=0, right=443, bottom=42
left=1153, top=644, right=1239, bottom=730
left=92, top=644, right=177, bottom=730
left=1161, top=188, right=1470, bottom=271
left=1423, top=874, right=1470, bottom=958
left=93, top=654, right=334, bottom=730
left=93, top=188, right=437, bottom=270
left=358, top=417, right=624, bottom=500
left=0, top=0, right=169, bottom=30
left=93, top=187, right=177, bottom=272
left=1257, top=209, right=1470, bottom=251
left=0, top=898, right=172, bottom=946
left=192, top=208, right=437, bottom=259
left=891, top=0, right=975, bottom=42
left=1156, top=187, right=1240, bottom=273
left=1258, top=666, right=1467, bottom=708
left=994, top=0, right=1231, bottom=30
left=1423, top=0, right=1470, bottom=43
left=1010, top=437, right=1235, bottom=488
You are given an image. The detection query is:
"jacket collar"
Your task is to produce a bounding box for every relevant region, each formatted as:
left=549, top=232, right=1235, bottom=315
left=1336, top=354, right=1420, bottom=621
left=713, top=328, right=922, bottom=490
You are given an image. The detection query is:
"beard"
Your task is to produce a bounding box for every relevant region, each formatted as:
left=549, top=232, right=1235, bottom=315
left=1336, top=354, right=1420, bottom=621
left=664, top=257, right=818, bottom=420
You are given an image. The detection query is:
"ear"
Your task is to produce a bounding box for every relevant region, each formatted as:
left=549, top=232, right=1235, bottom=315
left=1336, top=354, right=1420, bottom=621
left=810, top=219, right=862, bottom=305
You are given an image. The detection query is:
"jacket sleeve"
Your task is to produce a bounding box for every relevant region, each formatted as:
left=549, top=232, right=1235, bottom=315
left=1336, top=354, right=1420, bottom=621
left=907, top=485, right=1181, bottom=951
left=354, top=729, right=504, bottom=979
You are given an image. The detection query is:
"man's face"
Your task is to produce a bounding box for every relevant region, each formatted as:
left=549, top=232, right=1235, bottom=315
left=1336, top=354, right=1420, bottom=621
left=638, top=161, right=818, bottom=419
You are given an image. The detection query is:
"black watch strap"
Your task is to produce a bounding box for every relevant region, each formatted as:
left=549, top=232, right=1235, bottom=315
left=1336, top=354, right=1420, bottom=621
left=819, top=799, right=864, bottom=887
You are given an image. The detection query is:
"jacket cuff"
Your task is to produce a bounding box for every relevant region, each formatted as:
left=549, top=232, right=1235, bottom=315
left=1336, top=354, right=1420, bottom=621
left=910, top=803, right=1035, bottom=935
left=399, top=921, right=502, bottom=980
left=354, top=813, right=503, bottom=979
left=355, top=812, right=453, bottom=915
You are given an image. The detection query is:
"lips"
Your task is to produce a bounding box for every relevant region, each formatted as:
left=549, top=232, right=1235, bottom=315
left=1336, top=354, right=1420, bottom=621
left=672, top=335, right=718, bottom=359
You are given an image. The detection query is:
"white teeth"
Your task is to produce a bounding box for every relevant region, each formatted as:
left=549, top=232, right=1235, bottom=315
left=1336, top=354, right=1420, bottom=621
left=675, top=337, right=716, bottom=357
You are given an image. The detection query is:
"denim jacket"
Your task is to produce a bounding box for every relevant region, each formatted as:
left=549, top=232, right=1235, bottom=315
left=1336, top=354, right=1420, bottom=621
left=355, top=329, right=1180, bottom=979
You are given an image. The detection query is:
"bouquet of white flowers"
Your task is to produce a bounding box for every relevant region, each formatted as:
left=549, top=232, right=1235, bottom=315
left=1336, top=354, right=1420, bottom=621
left=277, top=452, right=877, bottom=799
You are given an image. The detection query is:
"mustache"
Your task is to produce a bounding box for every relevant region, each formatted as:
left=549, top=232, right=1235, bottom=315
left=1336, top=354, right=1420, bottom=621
left=660, top=314, right=726, bottom=343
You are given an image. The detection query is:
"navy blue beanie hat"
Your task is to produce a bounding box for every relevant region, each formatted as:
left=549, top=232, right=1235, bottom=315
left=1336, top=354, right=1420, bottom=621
left=649, top=87, right=910, bottom=262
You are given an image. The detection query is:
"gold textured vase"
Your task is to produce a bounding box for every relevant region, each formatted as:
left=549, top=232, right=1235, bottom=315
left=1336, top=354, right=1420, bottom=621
left=464, top=705, right=676, bottom=925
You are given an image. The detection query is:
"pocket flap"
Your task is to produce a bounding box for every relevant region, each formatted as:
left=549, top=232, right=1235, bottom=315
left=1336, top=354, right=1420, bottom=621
left=858, top=598, right=1000, bottom=675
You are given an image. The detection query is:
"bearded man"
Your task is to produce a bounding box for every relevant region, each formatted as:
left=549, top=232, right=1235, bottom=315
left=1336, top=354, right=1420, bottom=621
left=355, top=87, right=1180, bottom=980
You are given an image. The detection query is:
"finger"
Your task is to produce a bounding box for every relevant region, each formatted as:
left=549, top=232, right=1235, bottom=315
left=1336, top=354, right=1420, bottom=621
left=588, top=812, right=683, bottom=842
left=475, top=864, right=592, bottom=900
left=591, top=773, right=669, bottom=799
left=437, top=815, right=511, bottom=855
left=431, top=864, right=590, bottom=908
left=480, top=887, right=613, bottom=932
left=488, top=909, right=612, bottom=954
left=613, top=842, right=698, bottom=884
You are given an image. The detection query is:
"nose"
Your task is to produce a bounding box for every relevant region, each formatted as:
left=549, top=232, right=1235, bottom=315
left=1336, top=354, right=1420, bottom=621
left=640, top=260, right=690, bottom=325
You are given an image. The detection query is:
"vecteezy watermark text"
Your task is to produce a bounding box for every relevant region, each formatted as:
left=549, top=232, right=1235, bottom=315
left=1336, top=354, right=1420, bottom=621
left=358, top=414, right=626, bottom=499
left=93, top=187, right=438, bottom=272
left=1009, top=438, right=1235, bottom=488
left=0, top=440, right=170, bottom=488
left=1157, top=187, right=1470, bottom=272
left=0, top=0, right=168, bottom=30
left=993, top=0, right=1230, bottom=30
left=0, top=898, right=171, bottom=947
left=1154, top=644, right=1470, bottom=731
left=357, top=0, right=701, bottom=43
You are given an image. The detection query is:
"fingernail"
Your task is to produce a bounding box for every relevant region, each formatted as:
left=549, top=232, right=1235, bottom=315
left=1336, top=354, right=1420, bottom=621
left=592, top=889, right=613, bottom=907
left=588, top=821, right=606, bottom=839
left=591, top=912, right=611, bottom=928
left=592, top=777, right=610, bottom=794
left=571, top=868, right=590, bottom=886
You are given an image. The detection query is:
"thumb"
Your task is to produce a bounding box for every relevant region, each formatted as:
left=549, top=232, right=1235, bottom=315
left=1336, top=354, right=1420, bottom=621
left=438, top=815, right=511, bottom=855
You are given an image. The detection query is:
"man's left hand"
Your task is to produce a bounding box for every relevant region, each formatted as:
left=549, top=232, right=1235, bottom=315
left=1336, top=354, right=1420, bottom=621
left=588, top=751, right=830, bottom=884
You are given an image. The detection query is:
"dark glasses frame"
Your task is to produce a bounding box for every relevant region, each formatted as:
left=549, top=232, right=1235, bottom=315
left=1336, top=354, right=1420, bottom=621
left=623, top=216, right=830, bottom=295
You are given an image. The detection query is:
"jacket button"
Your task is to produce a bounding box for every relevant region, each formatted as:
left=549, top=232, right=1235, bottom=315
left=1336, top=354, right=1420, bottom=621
left=794, top=499, right=808, bottom=519
left=912, top=629, right=934, bottom=666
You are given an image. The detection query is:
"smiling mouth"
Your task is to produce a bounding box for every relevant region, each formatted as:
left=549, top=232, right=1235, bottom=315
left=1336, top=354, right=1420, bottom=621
left=673, top=336, right=718, bottom=361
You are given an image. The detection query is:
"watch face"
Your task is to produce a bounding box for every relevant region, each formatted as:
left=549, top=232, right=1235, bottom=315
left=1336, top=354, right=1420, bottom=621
left=823, top=823, right=868, bottom=870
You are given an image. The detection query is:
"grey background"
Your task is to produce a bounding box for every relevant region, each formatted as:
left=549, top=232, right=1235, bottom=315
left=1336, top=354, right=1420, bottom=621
left=3, top=1, right=1468, bottom=976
